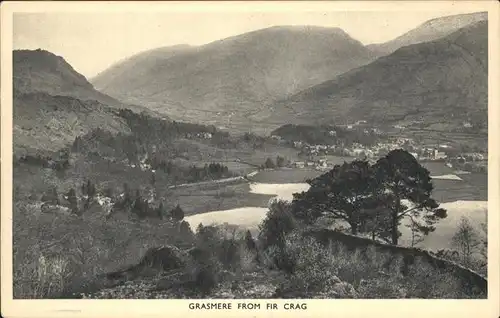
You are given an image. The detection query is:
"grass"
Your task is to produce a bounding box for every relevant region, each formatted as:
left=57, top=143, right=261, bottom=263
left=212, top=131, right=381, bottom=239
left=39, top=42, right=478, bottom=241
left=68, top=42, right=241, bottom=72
left=249, top=168, right=322, bottom=183
left=170, top=183, right=274, bottom=216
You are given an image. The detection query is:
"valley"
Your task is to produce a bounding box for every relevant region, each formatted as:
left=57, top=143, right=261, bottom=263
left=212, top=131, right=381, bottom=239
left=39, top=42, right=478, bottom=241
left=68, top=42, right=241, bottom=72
left=11, top=10, right=489, bottom=300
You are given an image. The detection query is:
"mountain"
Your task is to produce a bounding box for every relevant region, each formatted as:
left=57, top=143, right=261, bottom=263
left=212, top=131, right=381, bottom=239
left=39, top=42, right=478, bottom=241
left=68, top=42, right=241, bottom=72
left=13, top=49, right=160, bottom=116
left=13, top=49, right=135, bottom=155
left=91, top=26, right=377, bottom=129
left=92, top=45, right=193, bottom=93
left=261, top=21, right=487, bottom=133
left=367, top=12, right=487, bottom=56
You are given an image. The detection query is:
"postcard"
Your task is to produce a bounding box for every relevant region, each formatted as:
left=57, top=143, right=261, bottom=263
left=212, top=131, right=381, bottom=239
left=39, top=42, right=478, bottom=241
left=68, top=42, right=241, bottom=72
left=1, top=1, right=499, bottom=318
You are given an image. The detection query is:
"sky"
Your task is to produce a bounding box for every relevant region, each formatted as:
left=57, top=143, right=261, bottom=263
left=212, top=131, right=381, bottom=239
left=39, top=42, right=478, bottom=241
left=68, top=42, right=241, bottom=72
left=13, top=9, right=480, bottom=79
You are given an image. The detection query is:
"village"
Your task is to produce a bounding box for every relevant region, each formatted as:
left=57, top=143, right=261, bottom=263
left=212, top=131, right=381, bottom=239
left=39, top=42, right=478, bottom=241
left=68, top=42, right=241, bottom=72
left=284, top=130, right=487, bottom=173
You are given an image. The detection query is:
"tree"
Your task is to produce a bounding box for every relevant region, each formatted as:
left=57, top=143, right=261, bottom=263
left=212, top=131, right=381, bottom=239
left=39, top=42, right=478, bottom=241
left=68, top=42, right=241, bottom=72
left=179, top=220, right=194, bottom=239
left=41, top=186, right=60, bottom=205
left=132, top=191, right=147, bottom=218
left=157, top=202, right=164, bottom=219
left=258, top=200, right=297, bottom=249
left=171, top=204, right=185, bottom=222
left=245, top=230, right=257, bottom=251
left=66, top=188, right=79, bottom=215
left=82, top=180, right=96, bottom=198
left=121, top=182, right=133, bottom=208
left=452, top=217, right=480, bottom=266
left=479, top=222, right=487, bottom=260
left=405, top=215, right=431, bottom=247
left=361, top=206, right=392, bottom=243
left=373, top=149, right=447, bottom=245
left=291, top=160, right=380, bottom=235
left=264, top=157, right=276, bottom=169
left=150, top=172, right=156, bottom=186
left=81, top=180, right=97, bottom=210
left=276, top=156, right=286, bottom=168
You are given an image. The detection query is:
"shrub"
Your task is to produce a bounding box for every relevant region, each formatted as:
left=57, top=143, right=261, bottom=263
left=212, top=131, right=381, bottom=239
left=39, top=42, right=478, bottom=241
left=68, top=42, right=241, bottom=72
left=403, top=257, right=469, bottom=298
left=283, top=231, right=337, bottom=292
left=194, top=264, right=219, bottom=296
left=258, top=200, right=297, bottom=250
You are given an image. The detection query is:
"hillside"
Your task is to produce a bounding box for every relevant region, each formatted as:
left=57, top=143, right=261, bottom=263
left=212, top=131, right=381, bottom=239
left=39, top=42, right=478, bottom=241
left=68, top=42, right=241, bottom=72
left=13, top=91, right=131, bottom=156
left=91, top=26, right=376, bottom=130
left=92, top=45, right=193, bottom=92
left=261, top=21, right=487, bottom=133
left=367, top=11, right=487, bottom=55
left=13, top=49, right=160, bottom=116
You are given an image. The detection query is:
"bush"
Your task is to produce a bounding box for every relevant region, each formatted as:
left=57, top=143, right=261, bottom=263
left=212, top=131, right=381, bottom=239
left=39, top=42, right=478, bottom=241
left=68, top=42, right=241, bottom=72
left=283, top=232, right=337, bottom=291
left=194, top=264, right=219, bottom=296
left=258, top=200, right=297, bottom=250
left=194, top=223, right=248, bottom=271
left=403, top=257, right=469, bottom=298
left=272, top=231, right=358, bottom=298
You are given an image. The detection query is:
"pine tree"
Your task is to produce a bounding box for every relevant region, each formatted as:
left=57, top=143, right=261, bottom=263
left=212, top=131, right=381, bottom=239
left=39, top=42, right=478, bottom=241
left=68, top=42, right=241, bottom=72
left=374, top=149, right=447, bottom=245
left=171, top=204, right=185, bottom=222
left=245, top=230, right=256, bottom=251
left=66, top=188, right=79, bottom=215
left=157, top=202, right=164, bottom=219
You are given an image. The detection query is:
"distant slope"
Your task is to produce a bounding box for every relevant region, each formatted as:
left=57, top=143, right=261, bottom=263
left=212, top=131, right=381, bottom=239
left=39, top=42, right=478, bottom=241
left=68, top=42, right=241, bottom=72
left=92, top=45, right=193, bottom=93
left=262, top=21, right=487, bottom=133
left=14, top=49, right=163, bottom=117
left=91, top=26, right=376, bottom=129
left=13, top=91, right=130, bottom=156
left=367, top=11, right=487, bottom=56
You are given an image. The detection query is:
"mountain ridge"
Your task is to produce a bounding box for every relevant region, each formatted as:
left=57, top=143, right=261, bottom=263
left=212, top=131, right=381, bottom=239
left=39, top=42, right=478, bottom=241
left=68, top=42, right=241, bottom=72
left=259, top=20, right=487, bottom=133
left=91, top=26, right=378, bottom=130
left=367, top=11, right=487, bottom=55
left=14, top=49, right=164, bottom=117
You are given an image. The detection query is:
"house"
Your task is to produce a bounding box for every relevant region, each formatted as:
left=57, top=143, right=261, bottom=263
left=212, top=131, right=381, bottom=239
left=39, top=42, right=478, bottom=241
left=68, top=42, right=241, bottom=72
left=293, top=161, right=305, bottom=168
left=352, top=148, right=365, bottom=156
left=434, top=149, right=447, bottom=160
left=410, top=152, right=419, bottom=159
left=317, top=158, right=328, bottom=168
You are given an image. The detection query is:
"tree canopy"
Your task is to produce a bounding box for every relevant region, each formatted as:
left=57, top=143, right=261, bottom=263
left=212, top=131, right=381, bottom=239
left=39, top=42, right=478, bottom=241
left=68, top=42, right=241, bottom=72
left=290, top=149, right=447, bottom=245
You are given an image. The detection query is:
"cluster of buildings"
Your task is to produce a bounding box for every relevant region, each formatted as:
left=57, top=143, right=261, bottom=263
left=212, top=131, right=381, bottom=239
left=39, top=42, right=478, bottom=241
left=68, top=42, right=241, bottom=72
left=293, top=134, right=487, bottom=171
left=292, top=158, right=328, bottom=170
left=185, top=132, right=213, bottom=140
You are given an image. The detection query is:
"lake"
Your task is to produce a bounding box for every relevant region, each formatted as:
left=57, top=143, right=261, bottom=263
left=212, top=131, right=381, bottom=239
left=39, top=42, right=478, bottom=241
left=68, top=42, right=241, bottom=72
left=185, top=168, right=487, bottom=251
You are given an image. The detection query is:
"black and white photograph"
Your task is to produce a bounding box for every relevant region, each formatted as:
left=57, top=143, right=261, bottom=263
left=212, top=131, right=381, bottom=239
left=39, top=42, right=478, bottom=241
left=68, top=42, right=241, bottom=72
left=1, top=1, right=498, bottom=311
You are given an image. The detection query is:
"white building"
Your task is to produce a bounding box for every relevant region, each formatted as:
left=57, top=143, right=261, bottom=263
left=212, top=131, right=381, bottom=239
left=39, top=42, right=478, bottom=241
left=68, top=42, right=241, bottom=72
left=294, top=161, right=305, bottom=168
left=434, top=149, right=447, bottom=160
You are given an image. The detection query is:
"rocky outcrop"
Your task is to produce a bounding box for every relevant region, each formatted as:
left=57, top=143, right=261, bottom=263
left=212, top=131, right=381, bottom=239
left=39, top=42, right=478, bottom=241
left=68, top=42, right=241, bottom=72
left=103, top=246, right=187, bottom=283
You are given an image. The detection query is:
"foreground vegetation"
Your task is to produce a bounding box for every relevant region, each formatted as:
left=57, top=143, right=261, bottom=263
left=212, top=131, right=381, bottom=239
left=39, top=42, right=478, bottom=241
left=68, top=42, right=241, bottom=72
left=13, top=151, right=487, bottom=299
left=12, top=107, right=487, bottom=299
left=13, top=199, right=486, bottom=299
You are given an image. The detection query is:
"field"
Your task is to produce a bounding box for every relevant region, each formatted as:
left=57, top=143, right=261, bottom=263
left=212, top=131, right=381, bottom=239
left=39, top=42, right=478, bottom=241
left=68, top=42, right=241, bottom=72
left=169, top=182, right=273, bottom=216
left=248, top=168, right=322, bottom=183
